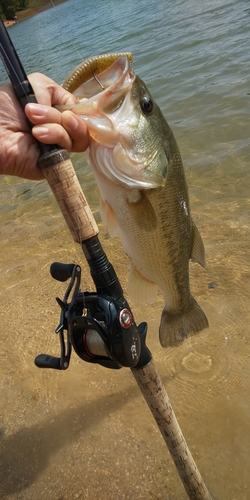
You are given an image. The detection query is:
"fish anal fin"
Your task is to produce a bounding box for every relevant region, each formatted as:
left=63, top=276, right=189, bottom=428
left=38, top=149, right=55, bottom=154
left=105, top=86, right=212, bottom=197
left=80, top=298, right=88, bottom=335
left=99, top=198, right=119, bottom=237
left=190, top=222, right=206, bottom=268
left=127, top=266, right=158, bottom=304
left=127, top=191, right=157, bottom=232
left=159, top=297, right=209, bottom=347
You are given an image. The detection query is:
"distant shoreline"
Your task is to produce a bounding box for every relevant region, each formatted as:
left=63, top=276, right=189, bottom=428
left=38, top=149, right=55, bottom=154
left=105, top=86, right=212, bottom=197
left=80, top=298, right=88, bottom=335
left=5, top=0, right=68, bottom=25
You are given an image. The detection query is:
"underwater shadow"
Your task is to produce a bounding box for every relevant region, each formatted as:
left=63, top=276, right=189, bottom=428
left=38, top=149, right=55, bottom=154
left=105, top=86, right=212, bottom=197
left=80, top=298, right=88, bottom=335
left=0, top=384, right=138, bottom=498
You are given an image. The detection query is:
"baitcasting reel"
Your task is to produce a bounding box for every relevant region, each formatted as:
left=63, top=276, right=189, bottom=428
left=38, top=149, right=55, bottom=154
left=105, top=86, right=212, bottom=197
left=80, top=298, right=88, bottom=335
left=35, top=262, right=148, bottom=371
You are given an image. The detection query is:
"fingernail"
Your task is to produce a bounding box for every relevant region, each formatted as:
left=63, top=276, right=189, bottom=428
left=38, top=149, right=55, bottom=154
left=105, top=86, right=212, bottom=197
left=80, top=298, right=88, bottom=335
left=66, top=113, right=78, bottom=130
left=27, top=103, right=47, bottom=116
left=33, top=126, right=49, bottom=137
left=65, top=97, right=77, bottom=105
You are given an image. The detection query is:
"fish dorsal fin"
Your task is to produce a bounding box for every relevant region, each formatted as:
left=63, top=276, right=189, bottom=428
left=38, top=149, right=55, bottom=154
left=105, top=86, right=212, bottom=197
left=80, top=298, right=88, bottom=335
left=127, top=266, right=159, bottom=304
left=190, top=222, right=206, bottom=268
left=99, top=198, right=119, bottom=237
left=127, top=190, right=157, bottom=232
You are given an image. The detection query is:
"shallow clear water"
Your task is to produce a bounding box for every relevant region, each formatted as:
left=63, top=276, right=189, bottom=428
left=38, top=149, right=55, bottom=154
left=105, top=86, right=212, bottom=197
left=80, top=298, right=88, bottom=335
left=0, top=0, right=250, bottom=499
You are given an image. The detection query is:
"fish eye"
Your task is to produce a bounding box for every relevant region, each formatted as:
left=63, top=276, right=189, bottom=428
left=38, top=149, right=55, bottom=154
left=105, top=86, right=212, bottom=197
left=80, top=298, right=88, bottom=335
left=140, top=95, right=153, bottom=114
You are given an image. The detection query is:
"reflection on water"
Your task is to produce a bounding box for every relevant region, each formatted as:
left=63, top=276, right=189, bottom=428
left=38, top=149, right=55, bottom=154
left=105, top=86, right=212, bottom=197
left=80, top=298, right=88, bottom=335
left=1, top=0, right=250, bottom=499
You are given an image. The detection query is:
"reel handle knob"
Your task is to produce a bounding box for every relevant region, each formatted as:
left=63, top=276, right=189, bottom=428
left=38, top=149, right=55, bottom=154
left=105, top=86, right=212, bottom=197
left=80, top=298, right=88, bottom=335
left=50, top=262, right=75, bottom=282
left=35, top=354, right=62, bottom=370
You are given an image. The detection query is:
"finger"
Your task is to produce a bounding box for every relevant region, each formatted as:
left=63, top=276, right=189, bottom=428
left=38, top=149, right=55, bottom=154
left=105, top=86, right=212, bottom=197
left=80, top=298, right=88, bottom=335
left=25, top=102, right=63, bottom=125
left=32, top=123, right=72, bottom=151
left=31, top=113, right=89, bottom=153
left=61, top=111, right=89, bottom=152
left=28, top=73, right=78, bottom=106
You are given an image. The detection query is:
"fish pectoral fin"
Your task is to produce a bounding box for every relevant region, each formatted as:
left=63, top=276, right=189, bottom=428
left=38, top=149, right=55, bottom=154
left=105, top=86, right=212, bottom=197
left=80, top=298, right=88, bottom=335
left=190, top=222, right=206, bottom=268
left=159, top=297, right=209, bottom=348
left=99, top=198, right=119, bottom=237
left=127, top=266, right=158, bottom=304
left=127, top=190, right=157, bottom=232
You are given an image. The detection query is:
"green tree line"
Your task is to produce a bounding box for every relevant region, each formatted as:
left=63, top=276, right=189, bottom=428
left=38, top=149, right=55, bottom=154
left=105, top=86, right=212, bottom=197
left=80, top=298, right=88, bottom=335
left=0, top=0, right=29, bottom=19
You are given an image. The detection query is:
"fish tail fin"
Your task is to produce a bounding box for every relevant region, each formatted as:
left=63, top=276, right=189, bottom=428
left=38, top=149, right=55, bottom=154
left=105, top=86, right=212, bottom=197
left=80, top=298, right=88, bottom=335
left=159, top=297, right=209, bottom=348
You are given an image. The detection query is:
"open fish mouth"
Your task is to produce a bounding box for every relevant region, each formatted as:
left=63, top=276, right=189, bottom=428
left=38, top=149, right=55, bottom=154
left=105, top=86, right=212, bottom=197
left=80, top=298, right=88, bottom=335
left=62, top=52, right=134, bottom=93
left=58, top=57, right=136, bottom=153
left=58, top=56, right=166, bottom=188
left=68, top=57, right=135, bottom=121
left=72, top=56, right=135, bottom=101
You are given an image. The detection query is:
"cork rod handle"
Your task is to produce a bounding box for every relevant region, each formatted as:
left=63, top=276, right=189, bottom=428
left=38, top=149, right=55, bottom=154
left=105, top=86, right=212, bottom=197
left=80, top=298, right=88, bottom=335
left=38, top=149, right=99, bottom=243
left=132, top=360, right=212, bottom=500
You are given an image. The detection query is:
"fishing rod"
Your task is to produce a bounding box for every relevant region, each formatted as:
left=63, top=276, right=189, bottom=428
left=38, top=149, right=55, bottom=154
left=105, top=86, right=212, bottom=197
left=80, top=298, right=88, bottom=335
left=0, top=18, right=212, bottom=500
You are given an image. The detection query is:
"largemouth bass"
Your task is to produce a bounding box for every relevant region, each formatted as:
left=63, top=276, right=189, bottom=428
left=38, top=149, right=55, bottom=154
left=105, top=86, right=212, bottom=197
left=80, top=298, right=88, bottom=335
left=59, top=56, right=209, bottom=347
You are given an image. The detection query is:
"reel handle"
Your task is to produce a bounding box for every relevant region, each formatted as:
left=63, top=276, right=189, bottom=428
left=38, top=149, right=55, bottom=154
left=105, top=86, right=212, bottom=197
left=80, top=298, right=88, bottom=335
left=35, top=354, right=61, bottom=370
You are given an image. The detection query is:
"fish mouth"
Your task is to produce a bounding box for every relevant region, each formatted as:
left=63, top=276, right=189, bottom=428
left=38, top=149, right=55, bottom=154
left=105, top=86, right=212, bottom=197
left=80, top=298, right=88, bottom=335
left=71, top=57, right=135, bottom=144
left=59, top=57, right=165, bottom=189
left=74, top=56, right=134, bottom=100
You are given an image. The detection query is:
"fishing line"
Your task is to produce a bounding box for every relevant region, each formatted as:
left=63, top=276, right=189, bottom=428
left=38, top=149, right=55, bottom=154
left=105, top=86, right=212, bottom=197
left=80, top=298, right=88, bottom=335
left=72, top=43, right=85, bottom=65
left=70, top=42, right=106, bottom=89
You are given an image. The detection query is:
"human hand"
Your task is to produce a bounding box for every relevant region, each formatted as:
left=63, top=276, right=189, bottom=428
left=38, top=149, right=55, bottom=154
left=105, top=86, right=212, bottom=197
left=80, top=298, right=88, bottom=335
left=0, top=72, right=89, bottom=180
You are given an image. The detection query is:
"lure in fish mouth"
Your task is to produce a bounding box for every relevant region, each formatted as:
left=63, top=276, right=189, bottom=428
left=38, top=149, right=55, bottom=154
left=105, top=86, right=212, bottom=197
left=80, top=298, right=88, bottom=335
left=58, top=54, right=209, bottom=348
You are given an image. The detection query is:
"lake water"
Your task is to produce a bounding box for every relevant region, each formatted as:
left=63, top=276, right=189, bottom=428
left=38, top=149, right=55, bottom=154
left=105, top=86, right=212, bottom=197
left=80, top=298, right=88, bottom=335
left=0, top=0, right=250, bottom=499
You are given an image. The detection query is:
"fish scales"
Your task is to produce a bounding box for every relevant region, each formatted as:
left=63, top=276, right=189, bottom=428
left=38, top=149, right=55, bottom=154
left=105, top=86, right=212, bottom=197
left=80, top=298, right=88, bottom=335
left=59, top=56, right=208, bottom=347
